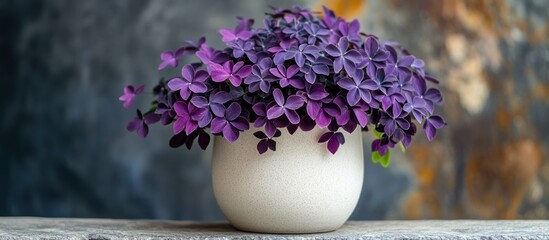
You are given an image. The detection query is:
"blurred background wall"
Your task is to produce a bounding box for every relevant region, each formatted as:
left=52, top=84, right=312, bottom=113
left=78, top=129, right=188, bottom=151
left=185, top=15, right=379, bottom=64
left=1, top=0, right=548, bottom=220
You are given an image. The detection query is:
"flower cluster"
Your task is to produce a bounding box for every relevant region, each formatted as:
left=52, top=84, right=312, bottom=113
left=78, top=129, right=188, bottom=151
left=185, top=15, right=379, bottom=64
left=120, top=5, right=445, bottom=165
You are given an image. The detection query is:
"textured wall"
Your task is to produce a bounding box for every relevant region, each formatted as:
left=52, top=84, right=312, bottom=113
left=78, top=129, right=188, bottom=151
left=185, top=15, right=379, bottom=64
left=0, top=0, right=548, bottom=220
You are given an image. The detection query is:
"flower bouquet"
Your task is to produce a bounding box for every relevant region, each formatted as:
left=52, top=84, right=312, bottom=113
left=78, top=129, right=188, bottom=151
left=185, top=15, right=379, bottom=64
left=120, top=5, right=445, bottom=166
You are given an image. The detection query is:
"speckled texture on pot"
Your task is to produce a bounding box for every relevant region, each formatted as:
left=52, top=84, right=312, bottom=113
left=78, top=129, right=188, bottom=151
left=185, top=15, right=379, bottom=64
left=211, top=127, right=364, bottom=233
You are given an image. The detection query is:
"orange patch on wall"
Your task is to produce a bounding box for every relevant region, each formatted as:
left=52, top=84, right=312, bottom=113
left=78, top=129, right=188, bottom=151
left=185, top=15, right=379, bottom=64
left=316, top=0, right=366, bottom=20
left=465, top=140, right=543, bottom=219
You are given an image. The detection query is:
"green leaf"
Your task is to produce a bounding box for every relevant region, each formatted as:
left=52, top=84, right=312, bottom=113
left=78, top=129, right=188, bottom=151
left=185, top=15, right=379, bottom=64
left=398, top=142, right=406, bottom=152
left=373, top=129, right=383, bottom=139
left=372, top=149, right=391, bottom=168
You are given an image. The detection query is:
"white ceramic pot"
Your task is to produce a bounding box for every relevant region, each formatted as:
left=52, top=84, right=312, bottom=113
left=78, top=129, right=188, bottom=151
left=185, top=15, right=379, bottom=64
left=212, top=126, right=364, bottom=233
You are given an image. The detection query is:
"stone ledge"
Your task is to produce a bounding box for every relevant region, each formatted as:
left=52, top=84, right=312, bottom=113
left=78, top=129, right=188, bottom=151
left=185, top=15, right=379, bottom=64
left=0, top=217, right=548, bottom=240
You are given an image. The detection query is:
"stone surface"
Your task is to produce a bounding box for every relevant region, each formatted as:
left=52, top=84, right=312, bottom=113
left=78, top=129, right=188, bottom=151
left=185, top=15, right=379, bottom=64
left=1, top=0, right=549, bottom=221
left=1, top=218, right=549, bottom=240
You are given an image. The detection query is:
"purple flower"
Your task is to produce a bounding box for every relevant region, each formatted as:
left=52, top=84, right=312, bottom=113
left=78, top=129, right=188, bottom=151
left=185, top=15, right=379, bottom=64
left=361, top=36, right=389, bottom=74
left=269, top=64, right=304, bottom=89
left=385, top=45, right=415, bottom=76
left=403, top=95, right=429, bottom=123
left=336, top=19, right=361, bottom=43
left=210, top=60, right=252, bottom=87
left=307, top=98, right=341, bottom=128
left=254, top=130, right=281, bottom=154
left=167, top=65, right=208, bottom=100
left=300, top=56, right=331, bottom=84
left=303, top=83, right=330, bottom=101
left=318, top=131, right=345, bottom=154
left=371, top=137, right=394, bottom=156
left=190, top=91, right=233, bottom=127
left=227, top=40, right=258, bottom=63
left=173, top=101, right=206, bottom=136
left=158, top=48, right=185, bottom=70
left=379, top=104, right=410, bottom=137
left=119, top=85, right=144, bottom=109
left=211, top=102, right=249, bottom=142
left=196, top=44, right=229, bottom=64
left=325, top=38, right=361, bottom=74
left=219, top=27, right=252, bottom=43
left=127, top=109, right=161, bottom=138
left=244, top=63, right=277, bottom=93
left=395, top=68, right=415, bottom=94
left=122, top=5, right=446, bottom=157
left=266, top=88, right=305, bottom=124
left=333, top=94, right=369, bottom=131
left=365, top=67, right=397, bottom=95
left=373, top=86, right=406, bottom=112
left=285, top=44, right=320, bottom=67
left=268, top=38, right=297, bottom=64
left=412, top=74, right=443, bottom=114
left=337, top=69, right=376, bottom=106
left=303, top=23, right=330, bottom=44
left=252, top=102, right=279, bottom=138
left=423, top=115, right=445, bottom=141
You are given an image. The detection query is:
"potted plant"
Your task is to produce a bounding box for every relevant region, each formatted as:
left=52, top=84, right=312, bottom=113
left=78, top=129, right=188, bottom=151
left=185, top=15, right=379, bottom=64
left=119, top=5, right=445, bottom=233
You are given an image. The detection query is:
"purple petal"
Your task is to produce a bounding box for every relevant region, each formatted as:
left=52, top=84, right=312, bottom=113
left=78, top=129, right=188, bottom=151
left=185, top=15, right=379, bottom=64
left=236, top=65, right=252, bottom=78
left=144, top=113, right=161, bottom=124
left=167, top=78, right=186, bottom=91
left=257, top=139, right=269, bottom=154
left=316, top=111, right=332, bottom=128
left=223, top=124, right=239, bottom=142
left=225, top=102, right=241, bottom=121
left=265, top=121, right=277, bottom=138
left=198, top=131, right=210, bottom=150
left=210, top=70, right=230, bottom=82
left=327, top=136, right=340, bottom=154
left=252, top=102, right=267, bottom=116
left=267, top=106, right=285, bottom=119
left=424, top=121, right=436, bottom=141
left=307, top=100, right=322, bottom=120
left=272, top=88, right=285, bottom=106
left=285, top=95, right=305, bottom=110
left=299, top=115, right=316, bottom=131
left=211, top=103, right=226, bottom=118
left=364, top=36, right=379, bottom=56
left=428, top=115, right=446, bottom=128
left=353, top=108, right=369, bottom=127
left=346, top=88, right=361, bottom=106
left=338, top=77, right=356, bottom=90
left=185, top=120, right=198, bottom=135
left=135, top=85, right=144, bottom=94
left=308, top=84, right=329, bottom=100
left=230, top=117, right=249, bottom=131
left=312, top=64, right=330, bottom=76
left=333, top=57, right=343, bottom=73
left=190, top=96, right=209, bottom=108
left=198, top=111, right=212, bottom=128
left=189, top=82, right=207, bottom=93
left=173, top=117, right=186, bottom=135
left=345, top=50, right=361, bottom=63
left=211, top=91, right=233, bottom=104
left=173, top=101, right=188, bottom=116
left=210, top=117, right=227, bottom=134
left=358, top=89, right=372, bottom=103
left=285, top=109, right=300, bottom=124
left=338, top=38, right=349, bottom=52
left=286, top=65, right=300, bottom=77
left=324, top=44, right=340, bottom=57
left=318, top=132, right=334, bottom=143
left=181, top=65, right=195, bottom=82
left=126, top=118, right=141, bottom=132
